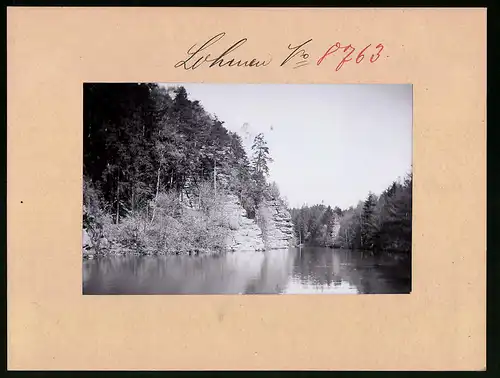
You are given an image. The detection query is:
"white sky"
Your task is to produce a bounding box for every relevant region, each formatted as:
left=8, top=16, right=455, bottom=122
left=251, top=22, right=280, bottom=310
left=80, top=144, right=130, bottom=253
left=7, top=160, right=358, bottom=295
left=161, top=83, right=412, bottom=209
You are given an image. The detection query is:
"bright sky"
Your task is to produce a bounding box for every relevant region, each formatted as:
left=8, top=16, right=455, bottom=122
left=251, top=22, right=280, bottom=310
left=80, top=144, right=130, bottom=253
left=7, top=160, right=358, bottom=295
left=161, top=83, right=412, bottom=209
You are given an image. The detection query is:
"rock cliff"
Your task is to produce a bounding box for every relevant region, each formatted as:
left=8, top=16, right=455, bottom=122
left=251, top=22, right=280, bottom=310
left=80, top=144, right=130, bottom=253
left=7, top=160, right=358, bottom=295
left=223, top=195, right=265, bottom=251
left=257, top=199, right=295, bottom=250
left=223, top=195, right=295, bottom=252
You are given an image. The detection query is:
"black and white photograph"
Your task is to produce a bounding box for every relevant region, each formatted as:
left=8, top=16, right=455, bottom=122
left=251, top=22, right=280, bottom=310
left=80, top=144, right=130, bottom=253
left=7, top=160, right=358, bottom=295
left=82, top=83, right=412, bottom=295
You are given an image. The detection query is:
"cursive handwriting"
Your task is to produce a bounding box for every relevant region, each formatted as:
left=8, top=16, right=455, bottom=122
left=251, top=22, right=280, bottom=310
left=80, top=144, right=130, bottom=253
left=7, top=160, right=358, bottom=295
left=280, top=39, right=313, bottom=69
left=175, top=34, right=386, bottom=72
left=174, top=32, right=272, bottom=70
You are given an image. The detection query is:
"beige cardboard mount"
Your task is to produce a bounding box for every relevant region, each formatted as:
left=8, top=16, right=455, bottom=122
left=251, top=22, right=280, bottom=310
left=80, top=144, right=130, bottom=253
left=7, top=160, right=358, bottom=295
left=7, top=7, right=486, bottom=371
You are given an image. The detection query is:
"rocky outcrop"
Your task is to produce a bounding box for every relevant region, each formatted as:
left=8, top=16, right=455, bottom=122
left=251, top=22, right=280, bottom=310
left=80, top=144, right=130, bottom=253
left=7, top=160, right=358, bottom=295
left=223, top=195, right=265, bottom=251
left=82, top=228, right=111, bottom=258
left=180, top=174, right=295, bottom=252
left=257, top=199, right=295, bottom=250
left=222, top=195, right=296, bottom=252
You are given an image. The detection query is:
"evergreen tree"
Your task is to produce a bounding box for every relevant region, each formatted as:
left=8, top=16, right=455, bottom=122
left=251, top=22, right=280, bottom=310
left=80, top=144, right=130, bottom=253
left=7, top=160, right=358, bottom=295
left=360, top=192, right=377, bottom=249
left=244, top=133, right=274, bottom=216
left=251, top=133, right=273, bottom=177
left=291, top=169, right=411, bottom=253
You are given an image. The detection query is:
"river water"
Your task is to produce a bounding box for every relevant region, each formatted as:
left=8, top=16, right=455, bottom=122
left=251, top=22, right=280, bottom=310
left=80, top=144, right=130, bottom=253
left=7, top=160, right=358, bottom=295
left=83, top=247, right=411, bottom=295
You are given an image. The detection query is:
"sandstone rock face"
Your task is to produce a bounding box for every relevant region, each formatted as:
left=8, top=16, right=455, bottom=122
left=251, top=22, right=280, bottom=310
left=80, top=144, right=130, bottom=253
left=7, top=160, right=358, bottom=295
left=222, top=195, right=296, bottom=252
left=224, top=195, right=265, bottom=251
left=257, top=199, right=295, bottom=250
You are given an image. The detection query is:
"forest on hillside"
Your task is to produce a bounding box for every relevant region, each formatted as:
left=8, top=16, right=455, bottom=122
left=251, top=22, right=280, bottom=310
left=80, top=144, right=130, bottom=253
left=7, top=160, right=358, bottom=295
left=291, top=171, right=412, bottom=253
left=83, top=83, right=281, bottom=256
left=83, top=83, right=412, bottom=257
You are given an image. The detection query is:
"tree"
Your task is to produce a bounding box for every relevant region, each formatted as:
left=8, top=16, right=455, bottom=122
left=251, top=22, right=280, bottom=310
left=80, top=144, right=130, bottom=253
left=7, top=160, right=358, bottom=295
left=83, top=83, right=158, bottom=223
left=321, top=206, right=336, bottom=246
left=83, top=83, right=290, bottom=255
left=290, top=204, right=341, bottom=246
left=84, top=83, right=254, bottom=222
left=331, top=170, right=413, bottom=253
left=241, top=133, right=274, bottom=216
left=360, top=192, right=377, bottom=249
left=251, top=133, right=273, bottom=177
left=333, top=206, right=343, bottom=217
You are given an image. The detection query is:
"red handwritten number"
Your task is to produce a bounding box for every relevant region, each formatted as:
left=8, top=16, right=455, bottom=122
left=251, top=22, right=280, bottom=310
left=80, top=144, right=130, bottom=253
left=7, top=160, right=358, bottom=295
left=318, top=42, right=384, bottom=69
left=370, top=43, right=384, bottom=63
left=356, top=44, right=371, bottom=64
left=317, top=42, right=341, bottom=66
left=336, top=45, right=355, bottom=71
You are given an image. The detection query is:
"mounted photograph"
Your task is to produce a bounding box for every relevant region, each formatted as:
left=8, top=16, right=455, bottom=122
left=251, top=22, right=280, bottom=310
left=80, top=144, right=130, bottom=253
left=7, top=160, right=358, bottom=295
left=82, top=83, right=413, bottom=295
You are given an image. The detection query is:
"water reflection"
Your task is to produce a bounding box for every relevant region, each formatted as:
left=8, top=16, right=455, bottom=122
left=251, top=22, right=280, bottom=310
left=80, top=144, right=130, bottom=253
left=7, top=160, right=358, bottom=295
left=83, top=247, right=411, bottom=295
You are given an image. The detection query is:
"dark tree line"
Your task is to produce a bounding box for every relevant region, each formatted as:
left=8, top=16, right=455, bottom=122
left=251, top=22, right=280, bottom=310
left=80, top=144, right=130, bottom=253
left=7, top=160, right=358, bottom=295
left=84, top=83, right=276, bottom=228
left=291, top=172, right=412, bottom=253
left=290, top=205, right=343, bottom=247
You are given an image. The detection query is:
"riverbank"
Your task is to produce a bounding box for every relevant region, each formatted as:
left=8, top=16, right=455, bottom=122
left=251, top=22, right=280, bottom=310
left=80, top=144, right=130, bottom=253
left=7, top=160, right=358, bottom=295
left=83, top=189, right=295, bottom=259
left=321, top=244, right=411, bottom=255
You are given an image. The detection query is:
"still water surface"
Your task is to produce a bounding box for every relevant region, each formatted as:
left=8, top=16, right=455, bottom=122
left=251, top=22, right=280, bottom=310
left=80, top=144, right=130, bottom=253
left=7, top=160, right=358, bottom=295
left=83, top=247, right=411, bottom=295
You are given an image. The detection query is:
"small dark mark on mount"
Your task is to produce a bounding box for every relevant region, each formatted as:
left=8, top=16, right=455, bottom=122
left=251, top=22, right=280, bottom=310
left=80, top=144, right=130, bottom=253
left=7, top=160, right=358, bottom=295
left=20, top=201, right=23, bottom=204
left=218, top=312, right=225, bottom=322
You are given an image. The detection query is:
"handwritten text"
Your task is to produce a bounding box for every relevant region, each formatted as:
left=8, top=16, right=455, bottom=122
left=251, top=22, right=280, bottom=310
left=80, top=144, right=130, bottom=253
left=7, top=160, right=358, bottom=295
left=175, top=34, right=385, bottom=72
left=174, top=32, right=272, bottom=70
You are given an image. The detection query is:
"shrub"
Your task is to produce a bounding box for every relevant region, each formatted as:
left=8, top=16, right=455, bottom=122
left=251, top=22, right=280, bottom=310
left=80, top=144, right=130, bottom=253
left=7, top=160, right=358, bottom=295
left=101, top=182, right=231, bottom=255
